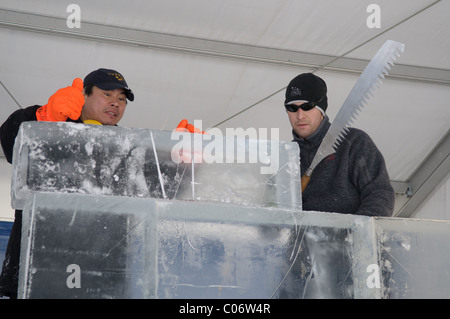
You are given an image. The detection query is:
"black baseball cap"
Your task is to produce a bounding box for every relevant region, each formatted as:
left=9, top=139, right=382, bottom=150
left=285, top=73, right=327, bottom=112
left=84, top=68, right=134, bottom=101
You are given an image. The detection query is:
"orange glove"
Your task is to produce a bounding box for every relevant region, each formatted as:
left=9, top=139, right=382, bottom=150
left=36, top=78, right=85, bottom=122
left=175, top=119, right=205, bottom=134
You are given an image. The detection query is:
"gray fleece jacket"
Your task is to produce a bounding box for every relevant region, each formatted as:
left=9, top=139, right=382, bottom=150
left=293, top=115, right=395, bottom=217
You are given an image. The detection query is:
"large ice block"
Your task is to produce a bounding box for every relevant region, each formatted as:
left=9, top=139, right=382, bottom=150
left=19, top=193, right=375, bottom=299
left=375, top=218, right=450, bottom=298
left=19, top=193, right=450, bottom=299
left=11, top=122, right=301, bottom=210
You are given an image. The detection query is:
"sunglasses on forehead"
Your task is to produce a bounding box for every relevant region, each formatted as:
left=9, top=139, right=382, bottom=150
left=284, top=95, right=326, bottom=112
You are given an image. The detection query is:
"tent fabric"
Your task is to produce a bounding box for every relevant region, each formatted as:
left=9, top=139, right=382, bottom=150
left=0, top=0, right=449, bottom=219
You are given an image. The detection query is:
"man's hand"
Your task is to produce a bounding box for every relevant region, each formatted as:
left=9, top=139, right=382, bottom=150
left=175, top=119, right=205, bottom=134
left=36, top=78, right=85, bottom=122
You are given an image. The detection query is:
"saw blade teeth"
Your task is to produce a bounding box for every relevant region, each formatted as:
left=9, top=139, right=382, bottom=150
left=332, top=142, right=340, bottom=151
left=310, top=40, right=404, bottom=171
left=358, top=105, right=365, bottom=113
left=348, top=116, right=355, bottom=124
left=371, top=79, right=380, bottom=88
left=364, top=91, right=374, bottom=100
left=333, top=137, right=343, bottom=149
left=333, top=130, right=350, bottom=150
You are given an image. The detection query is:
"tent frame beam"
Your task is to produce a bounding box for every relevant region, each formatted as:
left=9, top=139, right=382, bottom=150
left=395, top=129, right=450, bottom=217
left=1, top=9, right=449, bottom=86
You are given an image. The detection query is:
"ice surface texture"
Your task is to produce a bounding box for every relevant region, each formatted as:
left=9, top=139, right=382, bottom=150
left=19, top=193, right=450, bottom=299
left=11, top=122, right=301, bottom=210
left=18, top=193, right=360, bottom=299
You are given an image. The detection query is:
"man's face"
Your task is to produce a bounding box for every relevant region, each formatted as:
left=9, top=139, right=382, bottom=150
left=81, top=86, right=127, bottom=125
left=287, top=103, right=324, bottom=139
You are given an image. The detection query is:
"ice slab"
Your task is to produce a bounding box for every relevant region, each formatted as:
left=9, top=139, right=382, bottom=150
left=376, top=218, right=450, bottom=298
left=19, top=193, right=450, bottom=299
left=12, top=193, right=373, bottom=298
left=11, top=122, right=301, bottom=210
left=18, top=193, right=373, bottom=299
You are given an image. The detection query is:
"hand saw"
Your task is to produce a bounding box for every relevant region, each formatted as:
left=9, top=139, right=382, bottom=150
left=301, top=40, right=404, bottom=192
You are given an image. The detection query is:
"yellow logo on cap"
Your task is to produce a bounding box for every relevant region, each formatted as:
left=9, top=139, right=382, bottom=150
left=108, top=72, right=124, bottom=82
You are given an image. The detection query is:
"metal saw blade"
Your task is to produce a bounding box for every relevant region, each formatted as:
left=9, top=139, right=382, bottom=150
left=308, top=40, right=405, bottom=172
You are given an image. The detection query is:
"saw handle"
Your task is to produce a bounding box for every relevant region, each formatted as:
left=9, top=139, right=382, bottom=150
left=301, top=168, right=314, bottom=192
left=301, top=174, right=310, bottom=192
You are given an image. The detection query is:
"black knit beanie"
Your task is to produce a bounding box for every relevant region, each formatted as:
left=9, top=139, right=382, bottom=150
left=285, top=73, right=328, bottom=112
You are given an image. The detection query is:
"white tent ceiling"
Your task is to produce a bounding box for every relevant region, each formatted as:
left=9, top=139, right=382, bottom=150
left=0, top=0, right=449, bottom=218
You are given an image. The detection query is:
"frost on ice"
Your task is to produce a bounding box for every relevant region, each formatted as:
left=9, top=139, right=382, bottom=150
left=11, top=121, right=302, bottom=210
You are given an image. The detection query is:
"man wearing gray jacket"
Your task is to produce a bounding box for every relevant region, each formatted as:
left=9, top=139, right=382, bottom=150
left=278, top=73, right=395, bottom=298
left=285, top=73, right=394, bottom=217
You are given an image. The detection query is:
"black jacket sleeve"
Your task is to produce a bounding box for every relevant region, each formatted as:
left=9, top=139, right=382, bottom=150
left=348, top=130, right=395, bottom=217
left=0, top=105, right=40, bottom=163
